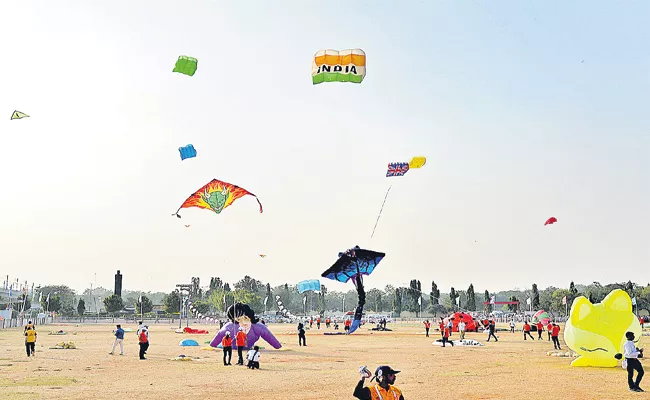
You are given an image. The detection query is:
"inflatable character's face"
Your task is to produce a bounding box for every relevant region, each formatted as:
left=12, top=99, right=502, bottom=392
left=237, top=316, right=252, bottom=334
left=564, top=289, right=642, bottom=367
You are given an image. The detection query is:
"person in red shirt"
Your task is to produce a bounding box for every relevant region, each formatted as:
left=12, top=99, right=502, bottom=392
left=551, top=323, right=562, bottom=350
left=442, top=326, right=454, bottom=347
left=235, top=327, right=247, bottom=365
left=138, top=328, right=149, bottom=360
left=546, top=322, right=553, bottom=341
left=536, top=322, right=544, bottom=340
left=344, top=318, right=352, bottom=333
left=423, top=320, right=431, bottom=338
left=523, top=322, right=535, bottom=340
left=439, top=319, right=445, bottom=339
left=317, top=318, right=321, bottom=329
left=222, top=331, right=233, bottom=366
left=325, top=318, right=331, bottom=328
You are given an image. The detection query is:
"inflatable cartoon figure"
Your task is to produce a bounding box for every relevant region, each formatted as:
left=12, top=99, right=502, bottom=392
left=564, top=289, right=642, bottom=367
left=210, top=303, right=281, bottom=350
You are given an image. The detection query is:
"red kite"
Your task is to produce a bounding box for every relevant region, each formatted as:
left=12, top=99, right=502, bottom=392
left=544, top=217, right=557, bottom=226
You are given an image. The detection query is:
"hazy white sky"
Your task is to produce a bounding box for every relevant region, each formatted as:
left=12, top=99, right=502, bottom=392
left=1, top=1, right=648, bottom=295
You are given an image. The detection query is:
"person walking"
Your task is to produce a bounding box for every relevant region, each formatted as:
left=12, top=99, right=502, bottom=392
left=509, top=320, right=515, bottom=333
left=546, top=322, right=553, bottom=341
left=623, top=331, right=644, bottom=392
left=298, top=322, right=307, bottom=346
left=458, top=321, right=466, bottom=340
left=110, top=324, right=125, bottom=355
left=221, top=331, right=233, bottom=365
left=353, top=365, right=404, bottom=400
left=316, top=317, right=321, bottom=329
left=536, top=321, right=544, bottom=340
left=442, top=325, right=454, bottom=347
left=439, top=319, right=445, bottom=338
left=24, top=326, right=37, bottom=357
left=487, top=320, right=498, bottom=342
left=235, top=327, right=247, bottom=365
left=423, top=320, right=431, bottom=338
left=551, top=323, right=561, bottom=350
left=138, top=327, right=149, bottom=360
left=523, top=321, right=535, bottom=340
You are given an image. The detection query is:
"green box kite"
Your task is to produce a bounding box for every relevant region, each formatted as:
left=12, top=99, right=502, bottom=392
left=173, top=56, right=198, bottom=77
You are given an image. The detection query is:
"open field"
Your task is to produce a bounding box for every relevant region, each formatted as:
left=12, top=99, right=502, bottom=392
left=0, top=322, right=648, bottom=399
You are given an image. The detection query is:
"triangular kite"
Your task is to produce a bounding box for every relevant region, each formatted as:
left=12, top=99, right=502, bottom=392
left=11, top=110, right=29, bottom=120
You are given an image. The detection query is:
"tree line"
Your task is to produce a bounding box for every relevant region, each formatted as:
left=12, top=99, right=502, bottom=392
left=10, top=279, right=648, bottom=318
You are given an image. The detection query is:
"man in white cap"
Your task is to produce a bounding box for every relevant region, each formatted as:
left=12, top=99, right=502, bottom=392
left=353, top=365, right=404, bottom=399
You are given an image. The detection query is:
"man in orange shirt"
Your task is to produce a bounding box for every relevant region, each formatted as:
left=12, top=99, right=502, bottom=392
left=536, top=322, right=544, bottom=340
left=423, top=320, right=431, bottom=338
left=551, top=323, right=561, bottom=350
left=235, top=327, right=247, bottom=365
left=317, top=318, right=321, bottom=329
left=344, top=318, right=352, bottom=333
left=523, top=322, right=535, bottom=340
left=138, top=328, right=149, bottom=360
left=222, top=331, right=233, bottom=366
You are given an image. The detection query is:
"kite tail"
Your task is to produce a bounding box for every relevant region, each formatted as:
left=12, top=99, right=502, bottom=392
left=254, top=196, right=263, bottom=213
left=370, top=186, right=392, bottom=238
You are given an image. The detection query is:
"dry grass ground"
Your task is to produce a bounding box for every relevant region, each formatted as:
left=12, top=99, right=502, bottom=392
left=0, top=322, right=648, bottom=400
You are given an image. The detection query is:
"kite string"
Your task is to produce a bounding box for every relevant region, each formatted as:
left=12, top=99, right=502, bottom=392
left=370, top=186, right=392, bottom=238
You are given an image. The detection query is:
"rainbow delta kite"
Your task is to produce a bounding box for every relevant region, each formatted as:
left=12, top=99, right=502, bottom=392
left=172, top=179, right=263, bottom=218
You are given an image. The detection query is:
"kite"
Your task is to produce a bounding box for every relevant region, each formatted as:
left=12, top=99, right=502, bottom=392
left=312, top=49, right=366, bottom=85
left=321, top=245, right=385, bottom=334
left=564, top=289, right=641, bottom=367
left=386, top=162, right=409, bottom=177
left=297, top=279, right=321, bottom=294
left=172, top=179, right=263, bottom=218
left=259, top=254, right=266, bottom=258
left=532, top=310, right=551, bottom=326
left=408, top=156, right=426, bottom=169
left=372, top=156, right=427, bottom=237
left=173, top=56, right=198, bottom=77
left=179, top=144, right=197, bottom=160
left=210, top=303, right=281, bottom=350
left=544, top=217, right=557, bottom=226
left=184, top=225, right=191, bottom=228
left=11, top=110, right=29, bottom=120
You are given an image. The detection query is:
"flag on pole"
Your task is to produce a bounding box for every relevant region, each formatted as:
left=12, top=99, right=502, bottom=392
left=562, top=296, right=567, bottom=305
left=263, top=296, right=268, bottom=306
left=490, top=295, right=495, bottom=304
left=222, top=294, right=226, bottom=305
left=46, top=292, right=51, bottom=303
left=632, top=297, right=637, bottom=306
left=303, top=296, right=307, bottom=305
left=418, top=297, right=422, bottom=305
left=38, top=292, right=42, bottom=303
left=138, top=294, right=142, bottom=303
left=526, top=297, right=531, bottom=305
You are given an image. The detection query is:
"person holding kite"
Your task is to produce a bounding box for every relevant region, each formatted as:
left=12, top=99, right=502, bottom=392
left=353, top=365, right=405, bottom=400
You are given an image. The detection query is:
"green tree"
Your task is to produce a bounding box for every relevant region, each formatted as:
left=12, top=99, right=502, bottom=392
left=394, top=288, right=402, bottom=314
left=42, top=294, right=62, bottom=313
left=164, top=290, right=181, bottom=314
left=484, top=290, right=492, bottom=313
left=466, top=284, right=476, bottom=311
left=431, top=281, right=439, bottom=305
left=551, top=289, right=572, bottom=314
left=449, top=287, right=458, bottom=307
left=532, top=284, right=540, bottom=309
left=508, top=295, right=519, bottom=312
left=40, top=285, right=76, bottom=315
left=103, top=295, right=124, bottom=314
left=77, top=299, right=86, bottom=316
left=135, top=296, right=154, bottom=314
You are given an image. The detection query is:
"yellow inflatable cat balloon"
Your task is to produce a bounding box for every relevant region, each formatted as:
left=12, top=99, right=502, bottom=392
left=564, top=289, right=641, bottom=367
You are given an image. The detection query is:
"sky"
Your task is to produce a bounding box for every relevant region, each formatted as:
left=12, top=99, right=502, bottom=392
left=1, top=1, right=648, bottom=296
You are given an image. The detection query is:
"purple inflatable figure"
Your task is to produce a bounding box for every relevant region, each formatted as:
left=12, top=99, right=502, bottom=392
left=210, top=303, right=281, bottom=350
